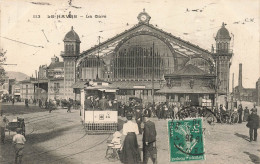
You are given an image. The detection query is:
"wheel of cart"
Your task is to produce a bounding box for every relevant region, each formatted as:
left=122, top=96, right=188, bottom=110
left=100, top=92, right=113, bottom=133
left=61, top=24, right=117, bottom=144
left=205, top=113, right=216, bottom=125
left=219, top=111, right=230, bottom=124
left=200, top=107, right=217, bottom=125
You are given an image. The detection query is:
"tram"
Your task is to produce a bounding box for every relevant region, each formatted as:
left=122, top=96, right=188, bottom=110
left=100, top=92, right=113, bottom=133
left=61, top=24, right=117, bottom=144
left=80, top=80, right=118, bottom=134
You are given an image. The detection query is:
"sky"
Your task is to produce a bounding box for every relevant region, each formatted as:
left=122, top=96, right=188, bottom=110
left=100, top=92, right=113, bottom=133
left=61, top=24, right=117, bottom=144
left=0, top=0, right=259, bottom=89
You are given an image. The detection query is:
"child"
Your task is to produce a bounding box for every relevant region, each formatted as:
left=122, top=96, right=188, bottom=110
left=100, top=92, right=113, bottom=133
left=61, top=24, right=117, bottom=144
left=111, top=131, right=122, bottom=149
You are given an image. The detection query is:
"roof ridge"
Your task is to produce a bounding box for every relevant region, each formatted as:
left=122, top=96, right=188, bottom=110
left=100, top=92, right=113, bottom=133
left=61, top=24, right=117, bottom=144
left=80, top=23, right=212, bottom=57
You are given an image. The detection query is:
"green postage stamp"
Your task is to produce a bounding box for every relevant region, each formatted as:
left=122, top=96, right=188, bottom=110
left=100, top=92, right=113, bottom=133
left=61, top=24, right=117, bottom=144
left=168, top=118, right=205, bottom=162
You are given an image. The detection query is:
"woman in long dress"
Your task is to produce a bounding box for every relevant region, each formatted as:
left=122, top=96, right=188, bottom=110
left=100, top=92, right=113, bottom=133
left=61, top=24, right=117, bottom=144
left=121, top=113, right=141, bottom=164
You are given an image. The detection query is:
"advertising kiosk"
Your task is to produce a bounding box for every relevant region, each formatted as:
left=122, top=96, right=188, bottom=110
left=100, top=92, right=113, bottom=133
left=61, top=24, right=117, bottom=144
left=80, top=80, right=118, bottom=134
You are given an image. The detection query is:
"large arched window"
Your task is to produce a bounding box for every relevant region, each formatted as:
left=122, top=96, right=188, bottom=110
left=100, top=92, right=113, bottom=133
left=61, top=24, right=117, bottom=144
left=112, top=35, right=175, bottom=80
left=79, top=57, right=104, bottom=80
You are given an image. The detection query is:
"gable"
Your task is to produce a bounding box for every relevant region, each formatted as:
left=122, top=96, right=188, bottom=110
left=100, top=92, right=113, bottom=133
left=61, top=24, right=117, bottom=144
left=77, top=23, right=214, bottom=67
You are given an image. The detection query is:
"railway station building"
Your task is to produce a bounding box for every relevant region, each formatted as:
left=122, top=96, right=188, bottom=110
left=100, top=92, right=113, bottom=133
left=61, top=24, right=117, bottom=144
left=38, top=10, right=234, bottom=107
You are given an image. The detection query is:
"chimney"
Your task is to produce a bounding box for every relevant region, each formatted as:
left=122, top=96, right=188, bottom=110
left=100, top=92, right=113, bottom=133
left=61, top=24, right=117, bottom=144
left=51, top=56, right=59, bottom=63
left=238, top=63, right=242, bottom=89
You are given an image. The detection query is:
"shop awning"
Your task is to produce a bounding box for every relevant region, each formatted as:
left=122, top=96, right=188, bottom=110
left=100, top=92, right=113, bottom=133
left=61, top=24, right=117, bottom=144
left=31, top=79, right=49, bottom=84
left=85, top=85, right=118, bottom=92
left=110, top=81, right=161, bottom=89
left=71, top=81, right=88, bottom=89
left=156, top=86, right=216, bottom=94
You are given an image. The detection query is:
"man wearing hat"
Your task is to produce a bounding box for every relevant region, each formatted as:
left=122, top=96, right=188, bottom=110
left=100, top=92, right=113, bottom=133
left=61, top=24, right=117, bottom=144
left=143, top=114, right=157, bottom=164
left=135, top=106, right=143, bottom=134
left=238, top=104, right=243, bottom=123
left=98, top=95, right=108, bottom=110
left=13, top=128, right=26, bottom=164
left=247, top=108, right=259, bottom=142
left=243, top=106, right=250, bottom=122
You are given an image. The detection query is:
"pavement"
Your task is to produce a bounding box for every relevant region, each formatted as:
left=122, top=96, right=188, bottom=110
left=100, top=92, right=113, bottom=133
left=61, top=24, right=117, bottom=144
left=0, top=103, right=259, bottom=164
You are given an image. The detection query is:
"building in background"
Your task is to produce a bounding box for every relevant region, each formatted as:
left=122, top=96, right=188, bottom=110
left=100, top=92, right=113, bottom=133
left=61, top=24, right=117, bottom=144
left=234, top=63, right=257, bottom=103
left=20, top=77, right=35, bottom=101
left=11, top=82, right=21, bottom=100
left=0, top=76, right=16, bottom=96
left=61, top=26, right=80, bottom=99
left=9, top=11, right=237, bottom=105
left=66, top=10, right=233, bottom=107
left=38, top=64, right=48, bottom=79
left=32, top=56, right=64, bottom=101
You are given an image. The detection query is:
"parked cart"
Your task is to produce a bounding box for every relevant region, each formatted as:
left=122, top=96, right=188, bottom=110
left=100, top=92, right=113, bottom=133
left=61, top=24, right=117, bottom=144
left=6, top=117, right=25, bottom=136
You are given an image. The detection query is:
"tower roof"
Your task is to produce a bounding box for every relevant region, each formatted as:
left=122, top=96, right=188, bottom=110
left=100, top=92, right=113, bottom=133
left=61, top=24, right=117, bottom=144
left=215, top=23, right=231, bottom=40
left=64, top=26, right=80, bottom=42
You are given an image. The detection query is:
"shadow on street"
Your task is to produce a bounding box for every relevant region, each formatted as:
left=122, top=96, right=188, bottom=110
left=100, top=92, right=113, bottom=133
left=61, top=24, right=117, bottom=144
left=244, top=151, right=260, bottom=164
left=1, top=123, right=80, bottom=164
left=234, top=132, right=250, bottom=142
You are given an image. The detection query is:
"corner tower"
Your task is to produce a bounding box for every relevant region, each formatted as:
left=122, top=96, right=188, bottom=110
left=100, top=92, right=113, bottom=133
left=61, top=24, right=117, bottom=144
left=61, top=26, right=81, bottom=99
left=214, top=23, right=233, bottom=94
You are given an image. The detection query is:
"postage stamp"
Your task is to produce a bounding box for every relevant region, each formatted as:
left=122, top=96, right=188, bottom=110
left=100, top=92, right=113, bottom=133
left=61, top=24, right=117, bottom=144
left=168, top=118, right=205, bottom=162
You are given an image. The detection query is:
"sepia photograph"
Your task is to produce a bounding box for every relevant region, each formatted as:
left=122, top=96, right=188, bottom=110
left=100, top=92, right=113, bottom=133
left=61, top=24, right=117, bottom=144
left=0, top=0, right=259, bottom=163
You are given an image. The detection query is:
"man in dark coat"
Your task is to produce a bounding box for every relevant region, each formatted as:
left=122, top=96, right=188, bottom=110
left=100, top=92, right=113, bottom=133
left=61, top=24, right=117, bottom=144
left=247, top=108, right=259, bottom=142
left=135, top=107, right=143, bottom=134
left=25, top=99, right=29, bottom=107
left=243, top=107, right=250, bottom=122
left=67, top=100, right=72, bottom=113
left=143, top=115, right=157, bottom=164
left=84, top=96, right=93, bottom=111
left=98, top=96, right=108, bottom=110
left=238, top=104, right=243, bottom=123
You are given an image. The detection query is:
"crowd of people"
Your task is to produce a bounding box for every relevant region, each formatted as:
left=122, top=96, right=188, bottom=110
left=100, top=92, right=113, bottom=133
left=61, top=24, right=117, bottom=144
left=1, top=94, right=259, bottom=163
left=20, top=98, right=80, bottom=113
left=84, top=95, right=119, bottom=111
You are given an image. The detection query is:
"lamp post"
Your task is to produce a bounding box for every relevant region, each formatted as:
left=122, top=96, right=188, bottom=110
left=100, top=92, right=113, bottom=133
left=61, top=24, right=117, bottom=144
left=152, top=42, right=155, bottom=110
left=215, top=53, right=219, bottom=110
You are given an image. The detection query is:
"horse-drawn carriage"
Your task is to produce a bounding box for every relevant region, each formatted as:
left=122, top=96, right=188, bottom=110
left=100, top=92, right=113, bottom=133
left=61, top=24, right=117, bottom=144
left=6, top=117, right=25, bottom=136
left=176, top=105, right=239, bottom=125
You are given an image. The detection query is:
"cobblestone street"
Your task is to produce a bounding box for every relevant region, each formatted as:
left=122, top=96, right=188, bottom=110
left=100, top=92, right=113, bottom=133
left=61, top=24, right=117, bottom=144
left=0, top=103, right=259, bottom=164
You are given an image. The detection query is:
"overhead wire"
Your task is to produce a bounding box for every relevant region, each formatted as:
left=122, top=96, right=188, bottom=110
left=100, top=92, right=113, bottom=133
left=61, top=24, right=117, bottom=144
left=0, top=36, right=44, bottom=48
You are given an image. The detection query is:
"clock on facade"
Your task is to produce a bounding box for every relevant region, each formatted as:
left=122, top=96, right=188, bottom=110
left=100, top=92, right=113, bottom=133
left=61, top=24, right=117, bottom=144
left=137, top=9, right=151, bottom=24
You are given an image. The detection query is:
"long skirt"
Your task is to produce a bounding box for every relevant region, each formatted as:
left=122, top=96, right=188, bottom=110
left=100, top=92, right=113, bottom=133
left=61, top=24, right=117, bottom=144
left=121, top=132, right=141, bottom=164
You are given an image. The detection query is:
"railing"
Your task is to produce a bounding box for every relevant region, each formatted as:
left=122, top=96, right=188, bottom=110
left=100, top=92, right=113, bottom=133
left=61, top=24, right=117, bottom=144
left=216, top=49, right=233, bottom=54
left=85, top=123, right=118, bottom=134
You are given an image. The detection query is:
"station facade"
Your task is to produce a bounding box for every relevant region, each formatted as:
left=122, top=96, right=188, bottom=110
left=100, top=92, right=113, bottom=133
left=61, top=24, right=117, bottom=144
left=58, top=10, right=233, bottom=107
